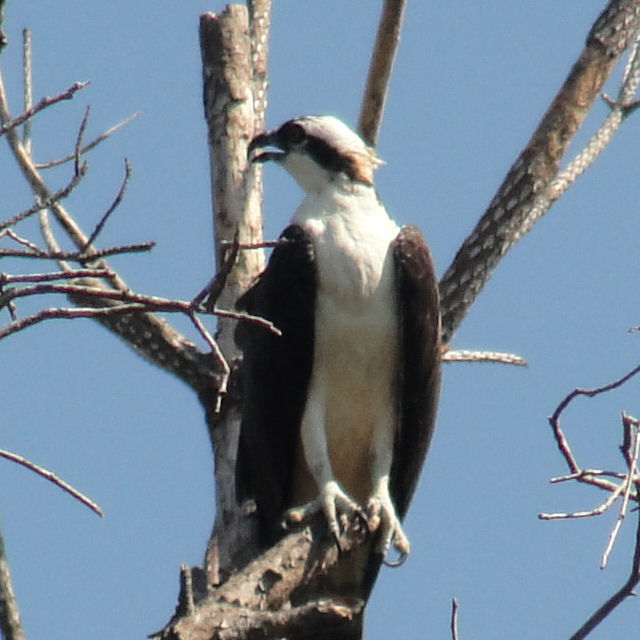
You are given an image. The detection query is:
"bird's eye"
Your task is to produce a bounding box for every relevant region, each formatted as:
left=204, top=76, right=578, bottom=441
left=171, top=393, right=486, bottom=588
left=282, top=123, right=305, bottom=145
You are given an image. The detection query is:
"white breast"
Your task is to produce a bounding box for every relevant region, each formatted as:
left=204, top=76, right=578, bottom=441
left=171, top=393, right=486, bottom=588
left=292, top=182, right=400, bottom=501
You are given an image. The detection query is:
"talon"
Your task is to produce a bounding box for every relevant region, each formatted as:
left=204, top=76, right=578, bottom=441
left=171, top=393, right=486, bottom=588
left=383, top=549, right=408, bottom=568
left=283, top=480, right=361, bottom=542
left=367, top=486, right=411, bottom=564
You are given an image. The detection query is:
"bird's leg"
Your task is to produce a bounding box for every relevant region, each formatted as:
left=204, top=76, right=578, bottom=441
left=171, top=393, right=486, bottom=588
left=367, top=476, right=410, bottom=564
left=283, top=392, right=363, bottom=543
left=367, top=416, right=410, bottom=564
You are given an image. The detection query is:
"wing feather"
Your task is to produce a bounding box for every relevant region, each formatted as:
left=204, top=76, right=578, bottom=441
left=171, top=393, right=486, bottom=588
left=391, top=224, right=441, bottom=518
left=235, top=224, right=317, bottom=546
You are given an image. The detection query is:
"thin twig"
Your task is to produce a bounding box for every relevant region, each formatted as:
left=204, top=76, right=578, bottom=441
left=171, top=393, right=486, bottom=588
left=0, top=241, right=156, bottom=260
left=34, top=112, right=141, bottom=169
left=549, top=469, right=626, bottom=484
left=601, top=415, right=640, bottom=568
left=1, top=268, right=113, bottom=284
left=0, top=168, right=86, bottom=231
left=74, top=106, right=90, bottom=177
left=569, top=476, right=640, bottom=639
left=211, top=306, right=282, bottom=336
left=550, top=363, right=640, bottom=428
left=0, top=303, right=147, bottom=340
left=451, top=598, right=460, bottom=640
left=0, top=80, right=89, bottom=136
left=193, top=231, right=240, bottom=309
left=1, top=228, right=42, bottom=252
left=189, top=313, right=229, bottom=413
left=83, top=158, right=132, bottom=250
left=22, top=28, right=31, bottom=155
left=220, top=239, right=281, bottom=250
left=539, top=481, right=626, bottom=520
left=0, top=448, right=102, bottom=516
left=442, top=349, right=527, bottom=367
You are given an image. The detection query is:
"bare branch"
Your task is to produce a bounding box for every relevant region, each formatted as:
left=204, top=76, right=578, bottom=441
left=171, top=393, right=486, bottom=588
left=159, top=515, right=368, bottom=640
left=0, top=303, right=147, bottom=340
left=451, top=598, right=460, bottom=640
left=34, top=112, right=141, bottom=170
left=539, top=481, right=626, bottom=520
left=83, top=157, right=132, bottom=250
left=0, top=80, right=89, bottom=136
left=0, top=448, right=102, bottom=516
left=550, top=362, right=640, bottom=428
left=0, top=167, right=86, bottom=231
left=542, top=365, right=640, bottom=638
left=442, top=349, right=527, bottom=366
left=438, top=2, right=640, bottom=344
left=1, top=268, right=113, bottom=284
left=193, top=231, right=240, bottom=310
left=0, top=241, right=155, bottom=260
left=189, top=312, right=230, bottom=413
left=601, top=414, right=640, bottom=568
left=0, top=523, right=24, bottom=640
left=568, top=478, right=640, bottom=639
left=73, top=105, right=90, bottom=177
left=357, top=0, right=406, bottom=146
left=21, top=28, right=31, bottom=154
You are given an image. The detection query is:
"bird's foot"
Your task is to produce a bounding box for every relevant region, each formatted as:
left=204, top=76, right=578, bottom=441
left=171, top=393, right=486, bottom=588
left=283, top=480, right=365, bottom=546
left=367, top=492, right=410, bottom=567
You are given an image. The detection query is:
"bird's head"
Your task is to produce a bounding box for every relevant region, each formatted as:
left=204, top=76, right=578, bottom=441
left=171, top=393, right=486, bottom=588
left=248, top=115, right=383, bottom=193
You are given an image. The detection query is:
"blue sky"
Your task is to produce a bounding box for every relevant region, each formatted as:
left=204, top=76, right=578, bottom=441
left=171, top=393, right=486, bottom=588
left=2, top=2, right=640, bottom=639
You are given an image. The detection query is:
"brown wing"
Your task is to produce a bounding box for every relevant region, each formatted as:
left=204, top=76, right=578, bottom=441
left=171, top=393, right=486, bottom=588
left=234, top=225, right=317, bottom=547
left=391, top=224, right=441, bottom=518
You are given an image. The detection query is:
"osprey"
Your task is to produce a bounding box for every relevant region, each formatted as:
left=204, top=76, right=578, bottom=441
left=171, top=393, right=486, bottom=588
left=235, top=116, right=441, bottom=639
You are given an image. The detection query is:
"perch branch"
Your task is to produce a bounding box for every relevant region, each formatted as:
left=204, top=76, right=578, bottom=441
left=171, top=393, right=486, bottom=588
left=158, top=515, right=368, bottom=640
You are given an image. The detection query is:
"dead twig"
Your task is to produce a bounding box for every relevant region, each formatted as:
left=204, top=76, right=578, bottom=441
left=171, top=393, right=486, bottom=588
left=442, top=349, right=527, bottom=367
left=568, top=470, right=640, bottom=640
left=34, top=112, right=140, bottom=170
left=83, top=157, right=132, bottom=250
left=0, top=241, right=155, bottom=261
left=451, top=598, right=460, bottom=640
left=0, top=168, right=86, bottom=232
left=0, top=80, right=89, bottom=136
left=0, top=268, right=113, bottom=284
left=542, top=364, right=640, bottom=639
left=0, top=448, right=102, bottom=516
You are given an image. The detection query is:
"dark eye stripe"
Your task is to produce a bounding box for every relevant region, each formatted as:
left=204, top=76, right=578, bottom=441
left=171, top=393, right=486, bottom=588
left=305, top=135, right=355, bottom=177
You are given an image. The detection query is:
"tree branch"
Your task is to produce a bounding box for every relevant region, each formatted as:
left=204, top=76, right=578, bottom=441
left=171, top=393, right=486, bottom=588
left=0, top=448, right=102, bottom=516
left=357, top=0, right=406, bottom=146
left=158, top=515, right=368, bottom=640
left=438, top=0, right=640, bottom=344
left=0, top=524, right=24, bottom=640
left=199, top=4, right=269, bottom=582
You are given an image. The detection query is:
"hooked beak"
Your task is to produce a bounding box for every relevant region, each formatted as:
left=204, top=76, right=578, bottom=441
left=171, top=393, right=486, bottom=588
left=248, top=131, right=286, bottom=164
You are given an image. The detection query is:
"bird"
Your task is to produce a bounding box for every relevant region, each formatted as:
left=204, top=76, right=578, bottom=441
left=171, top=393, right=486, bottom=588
left=235, top=115, right=441, bottom=640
